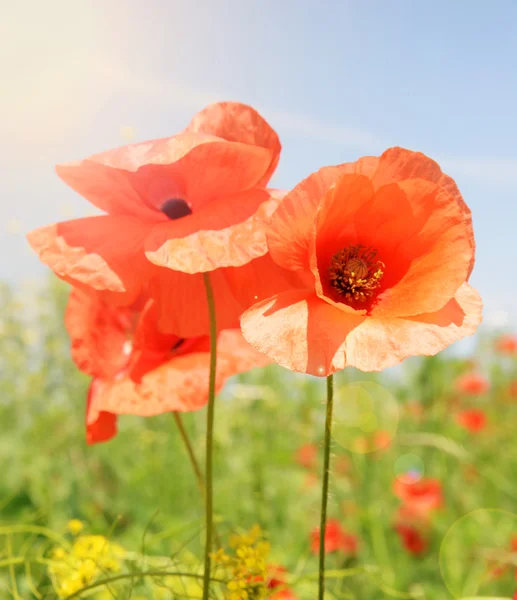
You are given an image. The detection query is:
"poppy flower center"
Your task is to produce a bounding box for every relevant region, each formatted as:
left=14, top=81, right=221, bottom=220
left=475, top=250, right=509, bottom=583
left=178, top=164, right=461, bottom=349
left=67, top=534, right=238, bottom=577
left=171, top=338, right=185, bottom=351
left=161, top=198, right=192, bottom=220
left=329, top=244, right=384, bottom=303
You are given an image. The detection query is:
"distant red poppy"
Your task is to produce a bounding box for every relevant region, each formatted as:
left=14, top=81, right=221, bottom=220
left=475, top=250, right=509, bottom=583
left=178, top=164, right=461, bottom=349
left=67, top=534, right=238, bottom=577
left=303, top=473, right=318, bottom=489
left=66, top=288, right=269, bottom=444
left=510, top=381, right=517, bottom=399
left=295, top=443, right=318, bottom=469
left=310, top=519, right=358, bottom=555
left=394, top=523, right=428, bottom=555
left=495, top=335, right=517, bottom=355
left=456, top=408, right=487, bottom=433
left=353, top=430, right=393, bottom=453
left=27, top=102, right=288, bottom=337
left=455, top=372, right=489, bottom=395
left=240, top=148, right=482, bottom=375
left=393, top=477, right=443, bottom=514
left=250, top=564, right=298, bottom=600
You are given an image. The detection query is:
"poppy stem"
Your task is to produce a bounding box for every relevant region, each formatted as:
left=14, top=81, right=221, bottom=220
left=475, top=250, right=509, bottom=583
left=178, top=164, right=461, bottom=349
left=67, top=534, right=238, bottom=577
left=202, top=272, right=217, bottom=600
left=173, top=412, right=205, bottom=497
left=318, top=374, right=334, bottom=600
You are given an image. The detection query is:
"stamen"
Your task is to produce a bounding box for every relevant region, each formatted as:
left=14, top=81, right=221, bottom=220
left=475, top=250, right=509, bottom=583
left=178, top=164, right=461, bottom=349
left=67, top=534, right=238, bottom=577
left=329, top=244, right=384, bottom=303
left=161, top=198, right=192, bottom=220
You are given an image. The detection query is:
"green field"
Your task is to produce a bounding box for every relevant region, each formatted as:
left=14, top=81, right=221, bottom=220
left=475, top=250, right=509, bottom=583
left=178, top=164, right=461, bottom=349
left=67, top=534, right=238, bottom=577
left=1, top=278, right=517, bottom=599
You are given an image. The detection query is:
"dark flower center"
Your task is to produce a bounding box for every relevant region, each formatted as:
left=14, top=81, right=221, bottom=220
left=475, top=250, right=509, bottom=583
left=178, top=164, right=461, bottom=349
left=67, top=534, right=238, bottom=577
left=329, top=244, right=384, bottom=303
left=171, top=338, right=185, bottom=352
left=161, top=198, right=192, bottom=220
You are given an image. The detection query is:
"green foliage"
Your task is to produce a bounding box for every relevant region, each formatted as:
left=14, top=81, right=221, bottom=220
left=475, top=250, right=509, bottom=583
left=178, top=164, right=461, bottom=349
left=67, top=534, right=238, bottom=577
left=1, top=277, right=517, bottom=599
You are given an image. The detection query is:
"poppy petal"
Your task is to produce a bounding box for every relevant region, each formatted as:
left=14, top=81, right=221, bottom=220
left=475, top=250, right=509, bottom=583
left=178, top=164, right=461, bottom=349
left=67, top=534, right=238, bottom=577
left=344, top=283, right=482, bottom=371
left=184, top=101, right=281, bottom=186
left=267, top=165, right=349, bottom=272
left=371, top=178, right=475, bottom=317
left=224, top=252, right=313, bottom=312
left=57, top=133, right=273, bottom=215
left=27, top=216, right=151, bottom=299
left=371, top=147, right=476, bottom=279
left=242, top=283, right=481, bottom=375
left=240, top=291, right=365, bottom=376
left=310, top=174, right=376, bottom=313
left=86, top=330, right=269, bottom=419
left=86, top=379, right=118, bottom=445
left=65, top=288, right=131, bottom=378
left=145, top=188, right=276, bottom=273
left=150, top=267, right=242, bottom=338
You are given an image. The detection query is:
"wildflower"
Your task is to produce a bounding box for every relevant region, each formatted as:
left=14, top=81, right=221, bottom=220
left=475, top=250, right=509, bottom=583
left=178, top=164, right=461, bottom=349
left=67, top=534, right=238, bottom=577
left=394, top=523, right=428, bottom=555
left=495, top=334, right=517, bottom=355
left=456, top=408, right=487, bottom=433
left=67, top=519, right=84, bottom=535
left=49, top=535, right=125, bottom=598
left=456, top=372, right=489, bottom=395
left=295, top=443, right=318, bottom=469
left=213, top=526, right=273, bottom=600
left=27, top=102, right=289, bottom=337
left=353, top=429, right=393, bottom=453
left=66, top=288, right=269, bottom=444
left=310, top=519, right=358, bottom=555
left=510, top=380, right=517, bottom=399
left=393, top=477, right=443, bottom=515
left=240, top=148, right=481, bottom=375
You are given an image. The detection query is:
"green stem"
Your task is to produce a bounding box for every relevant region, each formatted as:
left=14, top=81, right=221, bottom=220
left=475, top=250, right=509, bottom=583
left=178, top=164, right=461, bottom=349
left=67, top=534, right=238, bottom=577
left=318, top=374, right=334, bottom=600
left=202, top=272, right=217, bottom=600
left=173, top=412, right=205, bottom=497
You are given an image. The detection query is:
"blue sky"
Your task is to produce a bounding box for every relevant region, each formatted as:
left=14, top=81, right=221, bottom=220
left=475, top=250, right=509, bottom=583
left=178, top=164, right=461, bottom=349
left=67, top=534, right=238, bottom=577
left=2, top=0, right=516, bottom=327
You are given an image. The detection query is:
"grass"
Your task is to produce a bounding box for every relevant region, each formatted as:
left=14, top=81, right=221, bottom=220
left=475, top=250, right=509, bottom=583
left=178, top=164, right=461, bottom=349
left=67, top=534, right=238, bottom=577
left=1, top=276, right=517, bottom=599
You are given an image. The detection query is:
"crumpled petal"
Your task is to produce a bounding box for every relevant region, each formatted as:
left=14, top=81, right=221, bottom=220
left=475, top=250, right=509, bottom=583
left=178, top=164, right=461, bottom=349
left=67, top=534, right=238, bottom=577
left=27, top=216, right=151, bottom=301
left=65, top=288, right=132, bottom=378
left=86, top=379, right=118, bottom=444
left=145, top=188, right=277, bottom=273
left=241, top=283, right=482, bottom=376
left=184, top=101, right=281, bottom=187
left=86, top=330, right=270, bottom=430
left=57, top=133, right=273, bottom=215
left=344, top=283, right=482, bottom=371
left=240, top=290, right=365, bottom=375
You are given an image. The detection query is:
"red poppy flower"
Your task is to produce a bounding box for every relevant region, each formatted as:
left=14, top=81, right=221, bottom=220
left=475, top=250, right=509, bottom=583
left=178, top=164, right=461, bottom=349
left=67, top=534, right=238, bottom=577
left=240, top=147, right=482, bottom=375
left=510, top=380, right=517, bottom=399
left=27, top=102, right=288, bottom=337
left=310, top=519, right=358, bottom=555
left=393, top=477, right=443, bottom=514
left=295, top=443, right=318, bottom=469
left=455, top=372, right=489, bottom=395
left=456, top=408, right=487, bottom=433
left=66, top=288, right=269, bottom=444
left=496, top=335, right=517, bottom=355
left=394, top=523, right=428, bottom=555
left=247, top=565, right=298, bottom=600
left=353, top=429, right=393, bottom=453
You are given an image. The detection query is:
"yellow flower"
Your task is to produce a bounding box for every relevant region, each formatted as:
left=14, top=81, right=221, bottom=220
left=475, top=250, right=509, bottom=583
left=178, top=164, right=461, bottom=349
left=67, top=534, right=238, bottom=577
left=67, top=519, right=84, bottom=535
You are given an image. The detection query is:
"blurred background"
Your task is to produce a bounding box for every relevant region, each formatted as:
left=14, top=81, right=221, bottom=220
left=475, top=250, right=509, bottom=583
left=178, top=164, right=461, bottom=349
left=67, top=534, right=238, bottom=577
left=2, top=2, right=517, bottom=599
